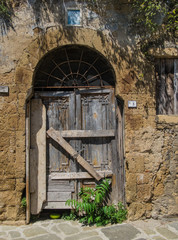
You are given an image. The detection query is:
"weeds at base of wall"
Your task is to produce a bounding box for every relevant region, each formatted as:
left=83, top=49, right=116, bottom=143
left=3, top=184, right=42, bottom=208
left=21, top=197, right=26, bottom=208
left=62, top=179, right=127, bottom=226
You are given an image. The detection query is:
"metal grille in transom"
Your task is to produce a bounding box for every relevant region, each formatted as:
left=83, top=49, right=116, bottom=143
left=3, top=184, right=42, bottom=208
left=34, top=45, right=115, bottom=90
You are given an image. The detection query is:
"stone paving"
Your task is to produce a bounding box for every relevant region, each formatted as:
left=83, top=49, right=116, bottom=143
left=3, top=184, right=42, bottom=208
left=0, top=218, right=177, bottom=240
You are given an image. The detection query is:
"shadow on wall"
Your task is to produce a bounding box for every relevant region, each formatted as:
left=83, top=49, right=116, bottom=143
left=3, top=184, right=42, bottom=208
left=27, top=0, right=67, bottom=26
left=0, top=0, right=16, bottom=35
left=0, top=0, right=156, bottom=95
left=0, top=0, right=68, bottom=35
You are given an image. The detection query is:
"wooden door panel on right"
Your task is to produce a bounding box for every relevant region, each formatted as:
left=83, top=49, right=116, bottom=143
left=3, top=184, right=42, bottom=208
left=79, top=91, right=115, bottom=172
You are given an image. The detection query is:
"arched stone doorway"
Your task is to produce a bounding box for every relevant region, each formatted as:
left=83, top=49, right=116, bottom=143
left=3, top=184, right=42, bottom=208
left=27, top=44, right=124, bottom=218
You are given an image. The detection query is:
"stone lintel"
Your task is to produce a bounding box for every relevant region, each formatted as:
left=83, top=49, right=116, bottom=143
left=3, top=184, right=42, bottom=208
left=148, top=47, right=178, bottom=58
left=156, top=115, right=178, bottom=124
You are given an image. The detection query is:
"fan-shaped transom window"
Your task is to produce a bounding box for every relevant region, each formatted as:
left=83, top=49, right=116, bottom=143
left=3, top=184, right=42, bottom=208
left=34, top=45, right=115, bottom=90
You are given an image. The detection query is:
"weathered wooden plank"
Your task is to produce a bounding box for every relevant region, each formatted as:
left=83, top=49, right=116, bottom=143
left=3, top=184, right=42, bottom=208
left=165, top=59, right=174, bottom=114
left=116, top=101, right=125, bottom=203
left=43, top=202, right=72, bottom=209
left=51, top=170, right=113, bottom=180
left=47, top=101, right=61, bottom=172
left=60, top=129, right=115, bottom=138
left=47, top=179, right=75, bottom=192
left=37, top=91, right=72, bottom=98
left=156, top=59, right=177, bottom=115
left=47, top=127, right=102, bottom=181
left=45, top=97, right=71, bottom=172
left=78, top=88, right=113, bottom=94
left=69, top=93, right=77, bottom=172
left=160, top=59, right=166, bottom=114
left=174, top=59, right=178, bottom=114
left=47, top=192, right=71, bottom=202
left=25, top=101, right=30, bottom=224
left=30, top=99, right=46, bottom=215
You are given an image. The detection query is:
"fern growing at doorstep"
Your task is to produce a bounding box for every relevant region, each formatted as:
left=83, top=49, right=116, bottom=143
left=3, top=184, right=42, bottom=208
left=65, top=179, right=127, bottom=226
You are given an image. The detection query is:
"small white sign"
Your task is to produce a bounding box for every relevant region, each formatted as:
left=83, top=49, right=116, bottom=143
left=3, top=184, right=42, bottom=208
left=0, top=86, right=9, bottom=95
left=128, top=100, right=137, bottom=108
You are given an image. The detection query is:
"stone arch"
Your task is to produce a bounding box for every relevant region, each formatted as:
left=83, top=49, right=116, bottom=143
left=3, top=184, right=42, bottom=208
left=15, top=27, right=123, bottom=97
left=33, top=44, right=116, bottom=89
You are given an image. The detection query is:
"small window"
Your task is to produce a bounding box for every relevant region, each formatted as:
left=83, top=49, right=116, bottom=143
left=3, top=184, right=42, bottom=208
left=155, top=59, right=178, bottom=115
left=66, top=9, right=81, bottom=26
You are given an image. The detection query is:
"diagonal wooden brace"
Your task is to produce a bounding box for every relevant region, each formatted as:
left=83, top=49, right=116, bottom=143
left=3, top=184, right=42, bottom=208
left=47, top=127, right=102, bottom=181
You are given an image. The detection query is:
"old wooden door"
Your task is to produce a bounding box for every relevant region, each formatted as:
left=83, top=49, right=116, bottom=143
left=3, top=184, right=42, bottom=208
left=38, top=88, right=117, bottom=209
left=28, top=45, right=125, bottom=216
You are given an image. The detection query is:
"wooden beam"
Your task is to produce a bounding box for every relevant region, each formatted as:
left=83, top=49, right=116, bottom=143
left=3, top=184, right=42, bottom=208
left=47, top=192, right=71, bottom=202
left=47, top=127, right=102, bottom=181
left=30, top=99, right=46, bottom=215
left=51, top=170, right=113, bottom=180
left=60, top=130, right=115, bottom=138
left=25, top=102, right=30, bottom=224
left=43, top=201, right=72, bottom=209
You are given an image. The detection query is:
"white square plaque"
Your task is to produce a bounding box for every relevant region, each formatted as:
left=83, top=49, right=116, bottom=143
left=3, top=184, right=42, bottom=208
left=128, top=100, right=137, bottom=108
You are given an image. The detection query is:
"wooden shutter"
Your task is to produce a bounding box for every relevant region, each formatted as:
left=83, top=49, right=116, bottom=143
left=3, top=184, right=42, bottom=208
left=156, top=59, right=178, bottom=115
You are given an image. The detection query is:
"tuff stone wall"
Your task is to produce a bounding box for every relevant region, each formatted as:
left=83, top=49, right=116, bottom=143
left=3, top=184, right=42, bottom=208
left=0, top=0, right=177, bottom=224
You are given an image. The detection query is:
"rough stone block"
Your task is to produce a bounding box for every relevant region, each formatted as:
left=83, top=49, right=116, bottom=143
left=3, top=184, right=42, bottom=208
left=128, top=202, right=146, bottom=220
left=153, top=183, right=164, bottom=197
left=7, top=115, right=18, bottom=131
left=126, top=173, right=137, bottom=192
left=18, top=93, right=26, bottom=108
left=17, top=115, right=26, bottom=131
left=6, top=206, right=18, bottom=220
left=125, top=114, right=144, bottom=131
left=127, top=155, right=145, bottom=173
left=16, top=148, right=25, bottom=163
left=0, top=179, right=15, bottom=191
left=137, top=185, right=151, bottom=202
left=137, top=173, right=150, bottom=185
left=15, top=67, right=33, bottom=86
left=16, top=179, right=25, bottom=192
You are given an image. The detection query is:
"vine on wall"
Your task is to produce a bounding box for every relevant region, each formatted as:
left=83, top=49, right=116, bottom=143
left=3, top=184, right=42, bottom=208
left=133, top=0, right=178, bottom=35
left=0, top=1, right=177, bottom=38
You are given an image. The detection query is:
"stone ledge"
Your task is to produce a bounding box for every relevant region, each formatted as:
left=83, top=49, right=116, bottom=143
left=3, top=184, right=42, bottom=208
left=148, top=47, right=178, bottom=58
left=156, top=115, right=178, bottom=124
left=0, top=220, right=26, bottom=225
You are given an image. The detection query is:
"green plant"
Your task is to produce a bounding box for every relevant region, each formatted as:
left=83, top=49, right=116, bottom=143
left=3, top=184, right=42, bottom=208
left=132, top=0, right=178, bottom=34
left=62, top=211, right=77, bottom=221
left=0, top=0, right=11, bottom=18
left=65, top=179, right=127, bottom=226
left=21, top=197, right=26, bottom=208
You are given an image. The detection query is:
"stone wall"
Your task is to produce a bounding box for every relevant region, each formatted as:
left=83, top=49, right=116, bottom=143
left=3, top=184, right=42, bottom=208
left=125, top=115, right=178, bottom=220
left=0, top=0, right=177, bottom=224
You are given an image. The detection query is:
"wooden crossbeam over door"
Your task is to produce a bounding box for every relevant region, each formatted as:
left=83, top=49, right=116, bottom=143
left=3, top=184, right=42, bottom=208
left=47, top=127, right=102, bottom=181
